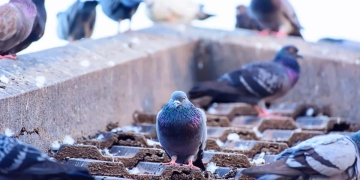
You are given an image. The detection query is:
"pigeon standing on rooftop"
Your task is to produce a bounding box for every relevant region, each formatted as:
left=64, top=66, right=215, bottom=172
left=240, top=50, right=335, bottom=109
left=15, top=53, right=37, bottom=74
left=235, top=5, right=263, bottom=31
left=188, top=45, right=302, bottom=117
left=57, top=0, right=98, bottom=42
left=144, top=0, right=215, bottom=24
left=156, top=91, right=207, bottom=171
left=99, top=0, right=143, bottom=33
left=2, top=0, right=47, bottom=55
left=0, top=134, right=94, bottom=180
left=242, top=131, right=360, bottom=179
left=0, top=0, right=37, bottom=60
left=249, top=0, right=303, bottom=38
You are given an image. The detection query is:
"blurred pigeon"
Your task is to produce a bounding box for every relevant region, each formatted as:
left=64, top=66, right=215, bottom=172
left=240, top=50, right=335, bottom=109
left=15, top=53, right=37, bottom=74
left=242, top=131, right=360, bottom=179
left=2, top=0, right=47, bottom=55
left=0, top=134, right=94, bottom=180
left=235, top=5, right=263, bottom=31
left=57, top=0, right=98, bottom=42
left=0, top=0, right=37, bottom=60
left=99, top=0, right=143, bottom=33
left=156, top=91, right=207, bottom=170
left=249, top=0, right=303, bottom=38
left=318, top=38, right=360, bottom=51
left=188, top=45, right=302, bottom=117
left=144, top=0, right=215, bottom=24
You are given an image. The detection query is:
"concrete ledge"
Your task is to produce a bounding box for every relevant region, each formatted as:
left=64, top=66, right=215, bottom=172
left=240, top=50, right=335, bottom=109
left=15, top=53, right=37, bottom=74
left=1, top=23, right=360, bottom=151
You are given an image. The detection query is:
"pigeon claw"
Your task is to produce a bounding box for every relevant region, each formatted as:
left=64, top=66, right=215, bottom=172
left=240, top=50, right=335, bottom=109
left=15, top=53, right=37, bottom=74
left=272, top=31, right=288, bottom=37
left=161, top=157, right=180, bottom=167
left=183, top=160, right=201, bottom=170
left=0, top=54, right=17, bottom=60
left=257, top=29, right=271, bottom=36
left=254, top=105, right=281, bottom=118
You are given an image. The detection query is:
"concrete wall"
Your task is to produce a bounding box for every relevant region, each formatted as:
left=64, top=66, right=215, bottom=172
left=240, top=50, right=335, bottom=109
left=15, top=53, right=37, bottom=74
left=1, top=23, right=359, bottom=151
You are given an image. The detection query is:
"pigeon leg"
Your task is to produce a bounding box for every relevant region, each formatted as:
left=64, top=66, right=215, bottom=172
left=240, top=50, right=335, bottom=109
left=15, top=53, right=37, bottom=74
left=272, top=30, right=288, bottom=37
left=254, top=101, right=281, bottom=117
left=257, top=29, right=271, bottom=36
left=117, top=19, right=122, bottom=34
left=0, top=54, right=17, bottom=60
left=183, top=159, right=201, bottom=170
left=161, top=156, right=180, bottom=166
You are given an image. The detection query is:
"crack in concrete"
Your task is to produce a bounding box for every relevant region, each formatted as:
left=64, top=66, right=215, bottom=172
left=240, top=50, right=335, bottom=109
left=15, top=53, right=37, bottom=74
left=13, top=127, right=40, bottom=138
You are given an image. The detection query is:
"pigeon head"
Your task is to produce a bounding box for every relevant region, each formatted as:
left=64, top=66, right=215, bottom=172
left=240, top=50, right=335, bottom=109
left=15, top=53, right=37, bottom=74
left=169, top=91, right=192, bottom=108
left=350, top=131, right=360, bottom=147
left=275, top=45, right=303, bottom=60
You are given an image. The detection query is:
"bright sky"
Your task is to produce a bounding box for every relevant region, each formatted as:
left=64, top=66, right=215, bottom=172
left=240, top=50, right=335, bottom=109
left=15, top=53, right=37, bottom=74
left=1, top=0, right=359, bottom=55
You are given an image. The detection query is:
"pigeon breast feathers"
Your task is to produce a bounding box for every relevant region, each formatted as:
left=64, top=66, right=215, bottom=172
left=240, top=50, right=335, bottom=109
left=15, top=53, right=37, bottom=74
left=278, top=0, right=302, bottom=29
left=0, top=4, right=21, bottom=42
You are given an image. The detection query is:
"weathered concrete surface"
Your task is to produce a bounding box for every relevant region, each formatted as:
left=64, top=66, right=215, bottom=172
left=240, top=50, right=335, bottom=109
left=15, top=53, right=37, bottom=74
left=1, top=23, right=360, bottom=151
left=0, top=31, right=200, bottom=151
left=138, top=24, right=360, bottom=122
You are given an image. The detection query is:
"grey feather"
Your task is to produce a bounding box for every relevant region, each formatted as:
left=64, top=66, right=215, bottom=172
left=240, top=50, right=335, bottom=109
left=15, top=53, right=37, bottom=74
left=0, top=134, right=94, bottom=180
left=242, top=132, right=360, bottom=179
left=156, top=91, right=207, bottom=170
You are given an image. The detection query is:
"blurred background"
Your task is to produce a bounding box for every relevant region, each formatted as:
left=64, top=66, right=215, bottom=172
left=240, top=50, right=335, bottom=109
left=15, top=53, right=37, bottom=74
left=2, top=0, right=359, bottom=55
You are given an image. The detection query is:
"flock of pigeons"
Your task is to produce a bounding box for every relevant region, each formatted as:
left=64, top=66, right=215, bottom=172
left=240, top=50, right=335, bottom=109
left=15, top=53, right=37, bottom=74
left=157, top=45, right=360, bottom=180
left=0, top=0, right=359, bottom=180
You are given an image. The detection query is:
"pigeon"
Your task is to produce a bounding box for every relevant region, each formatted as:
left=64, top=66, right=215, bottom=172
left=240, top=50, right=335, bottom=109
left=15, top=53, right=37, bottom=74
left=242, top=131, right=360, bottom=180
left=156, top=91, right=207, bottom=171
left=188, top=45, right=302, bottom=117
left=57, top=0, right=98, bottom=42
left=2, top=0, right=46, bottom=56
left=0, top=0, right=37, bottom=60
left=318, top=38, right=360, bottom=52
left=249, top=0, right=303, bottom=38
left=144, top=0, right=215, bottom=24
left=0, top=134, right=94, bottom=180
left=235, top=5, right=263, bottom=31
left=99, top=0, right=143, bottom=33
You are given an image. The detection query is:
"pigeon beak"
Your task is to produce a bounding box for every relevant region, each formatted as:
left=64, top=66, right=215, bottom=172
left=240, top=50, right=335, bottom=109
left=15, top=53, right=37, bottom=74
left=296, top=54, right=304, bottom=59
left=174, top=100, right=182, bottom=108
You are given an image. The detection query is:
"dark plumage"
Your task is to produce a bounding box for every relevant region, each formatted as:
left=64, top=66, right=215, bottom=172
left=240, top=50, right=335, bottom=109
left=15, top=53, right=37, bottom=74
left=188, top=45, right=302, bottom=117
left=57, top=0, right=98, bottom=42
left=99, top=0, right=143, bottom=33
left=156, top=91, right=207, bottom=171
left=318, top=38, right=360, bottom=51
left=242, top=131, right=360, bottom=179
left=0, top=0, right=37, bottom=60
left=2, top=0, right=46, bottom=55
left=235, top=5, right=263, bottom=31
left=249, top=0, right=303, bottom=38
left=0, top=134, right=94, bottom=180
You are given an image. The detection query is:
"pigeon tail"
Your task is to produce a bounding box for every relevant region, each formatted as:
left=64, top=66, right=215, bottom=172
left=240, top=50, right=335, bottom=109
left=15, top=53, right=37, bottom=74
left=241, top=158, right=304, bottom=178
left=192, top=143, right=206, bottom=171
left=196, top=12, right=215, bottom=20
left=188, top=81, right=244, bottom=103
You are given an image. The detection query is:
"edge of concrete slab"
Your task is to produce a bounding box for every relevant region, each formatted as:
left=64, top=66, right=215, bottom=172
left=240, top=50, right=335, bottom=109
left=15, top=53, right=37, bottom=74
left=1, top=23, right=359, bottom=151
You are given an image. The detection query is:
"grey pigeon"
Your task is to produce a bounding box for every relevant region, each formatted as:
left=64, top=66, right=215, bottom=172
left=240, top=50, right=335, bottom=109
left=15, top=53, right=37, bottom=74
left=235, top=5, right=263, bottom=31
left=249, top=0, right=303, bottom=38
left=318, top=38, right=360, bottom=52
left=188, top=45, right=302, bottom=117
left=57, top=0, right=98, bottom=42
left=242, top=131, right=360, bottom=180
left=0, top=134, right=94, bottom=180
left=2, top=0, right=47, bottom=55
left=156, top=91, right=207, bottom=170
left=99, top=0, right=143, bottom=33
left=144, top=0, right=214, bottom=24
left=0, top=0, right=37, bottom=60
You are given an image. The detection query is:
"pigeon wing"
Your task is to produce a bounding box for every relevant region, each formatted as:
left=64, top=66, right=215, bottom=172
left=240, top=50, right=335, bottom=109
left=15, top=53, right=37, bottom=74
left=228, top=62, right=285, bottom=98
left=0, top=4, right=21, bottom=42
left=287, top=134, right=357, bottom=176
left=278, top=0, right=302, bottom=29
